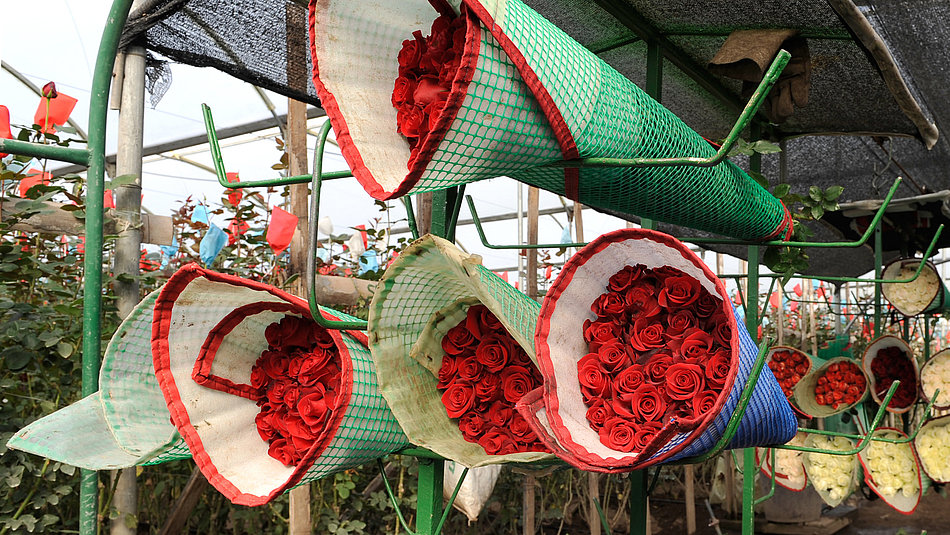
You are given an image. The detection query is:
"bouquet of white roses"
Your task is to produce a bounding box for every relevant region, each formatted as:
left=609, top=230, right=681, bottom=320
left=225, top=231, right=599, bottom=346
left=757, top=431, right=808, bottom=491
left=858, top=428, right=921, bottom=514
left=920, top=349, right=950, bottom=409
left=803, top=434, right=857, bottom=507
left=915, top=415, right=950, bottom=483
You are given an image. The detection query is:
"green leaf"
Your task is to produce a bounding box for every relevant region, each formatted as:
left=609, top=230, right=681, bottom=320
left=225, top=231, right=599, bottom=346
left=822, top=200, right=839, bottom=212
left=105, top=174, right=138, bottom=190
left=773, top=183, right=791, bottom=198
left=2, top=348, right=33, bottom=371
left=748, top=171, right=769, bottom=190
left=784, top=193, right=803, bottom=205
left=808, top=186, right=822, bottom=202
left=823, top=185, right=844, bottom=201
left=56, top=342, right=73, bottom=358
left=751, top=140, right=782, bottom=154
left=810, top=205, right=825, bottom=219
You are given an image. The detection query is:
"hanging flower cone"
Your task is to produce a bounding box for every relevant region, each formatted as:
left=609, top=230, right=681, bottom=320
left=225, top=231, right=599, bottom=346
left=7, top=290, right=189, bottom=469
left=857, top=428, right=922, bottom=514
left=914, top=414, right=950, bottom=484
left=368, top=234, right=554, bottom=467
left=793, top=357, right=868, bottom=418
left=920, top=348, right=950, bottom=410
left=803, top=434, right=858, bottom=507
left=881, top=258, right=950, bottom=316
left=517, top=228, right=796, bottom=472
left=863, top=336, right=919, bottom=414
left=756, top=431, right=808, bottom=491
left=308, top=0, right=792, bottom=241
left=152, top=264, right=408, bottom=506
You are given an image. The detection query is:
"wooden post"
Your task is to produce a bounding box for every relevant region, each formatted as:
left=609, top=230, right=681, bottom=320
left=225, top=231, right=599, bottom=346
left=573, top=203, right=584, bottom=243
left=522, top=187, right=540, bottom=535
left=158, top=469, right=210, bottom=535
left=684, top=465, right=697, bottom=534
left=110, top=41, right=146, bottom=535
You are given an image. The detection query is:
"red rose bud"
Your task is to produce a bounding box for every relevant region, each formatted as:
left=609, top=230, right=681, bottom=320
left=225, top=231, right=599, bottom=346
left=436, top=356, right=457, bottom=389
left=613, top=364, right=646, bottom=395
left=413, top=75, right=448, bottom=107
left=456, top=355, right=483, bottom=382
left=607, top=264, right=644, bottom=292
left=478, top=428, right=517, bottom=455
left=693, top=390, right=718, bottom=419
left=705, top=350, right=731, bottom=389
left=624, top=286, right=661, bottom=320
left=442, top=323, right=477, bottom=355
left=500, top=366, right=533, bottom=404
left=665, top=309, right=697, bottom=338
left=578, top=353, right=612, bottom=398
left=298, top=386, right=333, bottom=428
left=597, top=340, right=630, bottom=373
left=585, top=399, right=615, bottom=428
left=630, top=384, right=666, bottom=422
left=267, top=438, right=297, bottom=466
left=475, top=334, right=510, bottom=372
left=42, top=81, right=58, bottom=99
left=486, top=400, right=513, bottom=428
left=694, top=291, right=721, bottom=318
left=474, top=372, right=501, bottom=402
left=459, top=412, right=486, bottom=440
left=644, top=352, right=673, bottom=384
left=397, top=105, right=426, bottom=138
left=629, top=316, right=666, bottom=352
left=583, top=319, right=620, bottom=352
left=392, top=75, right=417, bottom=107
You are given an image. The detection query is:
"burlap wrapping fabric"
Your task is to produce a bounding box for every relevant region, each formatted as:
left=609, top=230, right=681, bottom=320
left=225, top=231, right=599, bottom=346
left=309, top=0, right=792, bottom=242
left=152, top=264, right=408, bottom=506
left=8, top=290, right=190, bottom=469
left=518, top=229, right=797, bottom=472
left=368, top=234, right=555, bottom=467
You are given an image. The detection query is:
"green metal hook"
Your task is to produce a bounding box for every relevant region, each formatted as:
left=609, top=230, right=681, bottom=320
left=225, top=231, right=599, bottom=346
left=376, top=457, right=467, bottom=535
left=774, top=381, right=900, bottom=456
left=541, top=50, right=791, bottom=171
left=307, top=121, right=369, bottom=330
left=753, top=447, right=778, bottom=506
left=202, top=103, right=353, bottom=189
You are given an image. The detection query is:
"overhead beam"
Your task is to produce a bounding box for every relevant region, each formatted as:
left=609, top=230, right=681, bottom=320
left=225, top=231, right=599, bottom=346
left=50, top=107, right=326, bottom=177
left=592, top=0, right=751, bottom=118
left=1, top=197, right=174, bottom=245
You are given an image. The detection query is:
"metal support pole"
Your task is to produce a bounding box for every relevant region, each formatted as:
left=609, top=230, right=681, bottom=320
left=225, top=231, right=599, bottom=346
left=110, top=41, right=146, bottom=535
left=80, top=2, right=135, bottom=533
left=874, top=226, right=883, bottom=337
left=416, top=458, right=444, bottom=535
left=629, top=470, right=648, bottom=535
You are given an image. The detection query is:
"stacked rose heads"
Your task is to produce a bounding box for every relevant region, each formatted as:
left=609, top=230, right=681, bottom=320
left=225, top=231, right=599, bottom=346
left=393, top=14, right=466, bottom=168
left=863, top=336, right=919, bottom=413
left=813, top=361, right=865, bottom=410
left=437, top=304, right=547, bottom=455
left=251, top=316, right=343, bottom=466
left=920, top=348, right=950, bottom=409
left=576, top=263, right=732, bottom=454
left=914, top=415, right=950, bottom=483
left=803, top=434, right=857, bottom=507
left=858, top=428, right=921, bottom=514
left=756, top=432, right=808, bottom=491
left=767, top=347, right=811, bottom=398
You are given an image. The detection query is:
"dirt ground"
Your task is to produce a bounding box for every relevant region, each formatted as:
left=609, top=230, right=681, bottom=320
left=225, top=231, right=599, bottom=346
left=641, top=491, right=950, bottom=535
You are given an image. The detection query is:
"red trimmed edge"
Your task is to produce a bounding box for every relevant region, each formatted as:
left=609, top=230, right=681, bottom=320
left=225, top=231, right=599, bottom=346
left=762, top=200, right=794, bottom=242
left=309, top=0, right=479, bottom=201
left=192, top=302, right=301, bottom=400
left=531, top=228, right=741, bottom=470
left=152, top=263, right=362, bottom=506
left=460, top=0, right=580, bottom=198
left=856, top=426, right=922, bottom=515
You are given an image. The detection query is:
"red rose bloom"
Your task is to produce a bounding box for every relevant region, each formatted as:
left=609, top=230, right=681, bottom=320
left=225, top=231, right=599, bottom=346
left=597, top=340, right=631, bottom=373
left=397, top=105, right=426, bottom=138
left=583, top=319, right=621, bottom=352
left=474, top=372, right=501, bottom=402
left=607, top=264, right=644, bottom=292
left=665, top=309, right=697, bottom=339
left=267, top=438, right=297, bottom=466
left=459, top=411, right=485, bottom=440
left=592, top=291, right=626, bottom=317
left=624, top=286, right=661, bottom=320
left=260, top=349, right=290, bottom=379
left=599, top=417, right=637, bottom=452
left=486, top=400, right=513, bottom=428
left=284, top=413, right=316, bottom=441
left=500, top=366, right=532, bottom=404
left=478, top=428, right=517, bottom=455
left=694, top=291, right=721, bottom=318
left=251, top=363, right=269, bottom=391
left=413, top=75, right=448, bottom=107
left=578, top=353, right=611, bottom=398
left=475, top=334, right=510, bottom=372
left=613, top=364, right=646, bottom=395
left=442, top=323, right=477, bottom=356
left=666, top=363, right=705, bottom=400
left=391, top=75, right=417, bottom=107
left=298, top=386, right=333, bottom=428
left=644, top=352, right=673, bottom=384
left=436, top=356, right=457, bottom=389
left=255, top=410, right=278, bottom=441
left=632, top=421, right=663, bottom=452
left=457, top=355, right=483, bottom=382
left=629, top=317, right=666, bottom=352
left=267, top=380, right=290, bottom=405
left=630, top=384, right=666, bottom=422
left=465, top=304, right=503, bottom=339
left=709, top=313, right=732, bottom=347
left=693, top=390, right=718, bottom=419
left=441, top=382, right=475, bottom=418
left=585, top=399, right=615, bottom=429
left=658, top=275, right=701, bottom=310
left=297, top=350, right=335, bottom=387
left=509, top=412, right=535, bottom=440
left=397, top=31, right=426, bottom=72
left=705, top=350, right=731, bottom=389
left=674, top=328, right=714, bottom=361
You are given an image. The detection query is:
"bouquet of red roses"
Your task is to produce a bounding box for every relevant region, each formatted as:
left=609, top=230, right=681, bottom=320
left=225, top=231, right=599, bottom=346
left=767, top=347, right=812, bottom=398
left=794, top=356, right=868, bottom=418
left=437, top=304, right=547, bottom=455
left=153, top=264, right=408, bottom=506
left=863, top=336, right=919, bottom=413
left=519, top=229, right=796, bottom=472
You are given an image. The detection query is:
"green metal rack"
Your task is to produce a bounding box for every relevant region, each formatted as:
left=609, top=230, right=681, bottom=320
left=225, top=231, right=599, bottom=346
left=3, top=2, right=942, bottom=534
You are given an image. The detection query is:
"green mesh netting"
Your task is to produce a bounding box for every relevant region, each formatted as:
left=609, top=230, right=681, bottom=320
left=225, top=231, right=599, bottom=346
left=368, top=234, right=554, bottom=467
left=310, top=0, right=790, bottom=241
left=7, top=290, right=188, bottom=470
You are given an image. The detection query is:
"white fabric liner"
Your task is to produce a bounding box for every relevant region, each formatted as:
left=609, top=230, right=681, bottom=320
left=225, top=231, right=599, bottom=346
left=166, top=279, right=295, bottom=498
left=206, top=310, right=288, bottom=386
left=543, top=237, right=720, bottom=461
left=313, top=0, right=434, bottom=193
